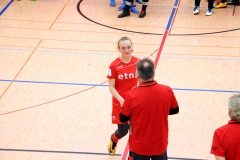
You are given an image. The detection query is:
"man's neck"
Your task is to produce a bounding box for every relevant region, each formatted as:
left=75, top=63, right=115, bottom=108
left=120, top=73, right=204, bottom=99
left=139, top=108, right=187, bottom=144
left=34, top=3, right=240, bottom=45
left=139, top=78, right=154, bottom=84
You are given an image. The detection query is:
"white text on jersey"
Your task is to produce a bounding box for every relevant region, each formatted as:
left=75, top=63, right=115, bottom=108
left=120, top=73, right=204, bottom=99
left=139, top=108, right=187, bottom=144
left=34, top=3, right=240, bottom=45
left=118, top=73, right=138, bottom=80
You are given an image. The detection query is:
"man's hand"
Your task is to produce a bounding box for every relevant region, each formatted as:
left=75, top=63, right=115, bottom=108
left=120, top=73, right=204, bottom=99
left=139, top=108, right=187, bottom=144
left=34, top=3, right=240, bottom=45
left=128, top=122, right=132, bottom=135
left=215, top=156, right=226, bottom=160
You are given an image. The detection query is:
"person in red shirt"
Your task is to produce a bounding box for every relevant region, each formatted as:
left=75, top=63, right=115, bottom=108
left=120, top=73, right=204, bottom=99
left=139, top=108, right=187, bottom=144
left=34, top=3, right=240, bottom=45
left=120, top=58, right=179, bottom=160
left=210, top=94, right=240, bottom=160
left=107, top=36, right=140, bottom=159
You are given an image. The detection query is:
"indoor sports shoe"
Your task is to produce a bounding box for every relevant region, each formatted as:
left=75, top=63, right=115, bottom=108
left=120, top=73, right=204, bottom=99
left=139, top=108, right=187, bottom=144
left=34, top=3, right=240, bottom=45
left=214, top=2, right=227, bottom=8
left=139, top=10, right=146, bottom=18
left=110, top=0, right=116, bottom=6
left=130, top=6, right=139, bottom=14
left=108, top=136, right=117, bottom=156
left=118, top=4, right=126, bottom=10
left=193, top=6, right=200, bottom=14
left=227, top=0, right=240, bottom=5
left=118, top=11, right=130, bottom=18
left=136, top=0, right=142, bottom=4
left=206, top=8, right=213, bottom=15
left=214, top=2, right=220, bottom=6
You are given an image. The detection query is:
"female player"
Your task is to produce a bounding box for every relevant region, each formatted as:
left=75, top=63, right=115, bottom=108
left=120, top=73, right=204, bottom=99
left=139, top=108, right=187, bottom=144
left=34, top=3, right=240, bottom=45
left=107, top=37, right=140, bottom=159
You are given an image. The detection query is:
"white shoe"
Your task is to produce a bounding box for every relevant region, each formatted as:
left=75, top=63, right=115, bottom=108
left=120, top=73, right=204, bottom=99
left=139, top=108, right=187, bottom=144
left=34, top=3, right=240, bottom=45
left=206, top=8, right=213, bottom=16
left=193, top=6, right=200, bottom=14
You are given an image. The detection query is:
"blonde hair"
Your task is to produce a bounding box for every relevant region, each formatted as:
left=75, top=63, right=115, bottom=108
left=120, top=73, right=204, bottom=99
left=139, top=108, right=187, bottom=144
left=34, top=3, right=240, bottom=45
left=228, top=94, right=240, bottom=122
left=117, top=37, right=132, bottom=49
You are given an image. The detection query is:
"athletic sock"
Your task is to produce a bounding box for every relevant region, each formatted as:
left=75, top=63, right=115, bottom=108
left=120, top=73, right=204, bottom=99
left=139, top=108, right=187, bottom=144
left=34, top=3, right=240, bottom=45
left=142, top=2, right=147, bottom=11
left=111, top=133, right=120, bottom=143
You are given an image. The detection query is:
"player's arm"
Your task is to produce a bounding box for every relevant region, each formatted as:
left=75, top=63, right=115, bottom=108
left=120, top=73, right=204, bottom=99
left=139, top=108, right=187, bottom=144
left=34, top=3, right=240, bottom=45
left=109, top=79, right=124, bottom=106
left=215, top=156, right=225, bottom=160
left=169, top=88, right=179, bottom=115
left=120, top=94, right=131, bottom=123
left=169, top=106, right=179, bottom=115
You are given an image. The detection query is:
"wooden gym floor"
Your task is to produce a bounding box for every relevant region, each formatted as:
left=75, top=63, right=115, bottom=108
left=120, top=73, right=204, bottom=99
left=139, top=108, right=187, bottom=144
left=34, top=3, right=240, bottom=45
left=0, top=0, right=240, bottom=159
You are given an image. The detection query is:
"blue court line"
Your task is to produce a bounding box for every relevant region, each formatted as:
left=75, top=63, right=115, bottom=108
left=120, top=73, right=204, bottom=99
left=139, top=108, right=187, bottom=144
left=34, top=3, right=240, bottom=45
left=0, top=0, right=14, bottom=16
left=1, top=47, right=240, bottom=61
left=172, top=88, right=240, bottom=94
left=174, top=0, right=179, bottom=6
left=0, top=79, right=239, bottom=93
left=0, top=79, right=108, bottom=87
left=166, top=8, right=176, bottom=31
left=166, top=0, right=179, bottom=31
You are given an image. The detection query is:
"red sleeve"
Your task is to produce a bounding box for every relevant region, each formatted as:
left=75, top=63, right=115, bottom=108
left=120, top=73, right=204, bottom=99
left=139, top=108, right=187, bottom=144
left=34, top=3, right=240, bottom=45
left=210, top=130, right=225, bottom=157
left=120, top=94, right=132, bottom=116
left=107, top=64, right=116, bottom=79
left=170, top=89, right=178, bottom=109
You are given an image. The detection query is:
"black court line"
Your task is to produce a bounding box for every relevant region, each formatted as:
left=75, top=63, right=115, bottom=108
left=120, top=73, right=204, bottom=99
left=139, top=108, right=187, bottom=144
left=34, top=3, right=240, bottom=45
left=0, top=148, right=207, bottom=160
left=0, top=148, right=121, bottom=156
left=76, top=0, right=162, bottom=36
left=77, top=0, right=240, bottom=36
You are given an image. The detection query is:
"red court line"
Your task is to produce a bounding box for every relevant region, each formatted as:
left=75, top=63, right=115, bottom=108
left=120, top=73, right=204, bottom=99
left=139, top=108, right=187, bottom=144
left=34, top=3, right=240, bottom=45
left=121, top=0, right=182, bottom=158
left=154, top=30, right=169, bottom=68
left=121, top=140, right=129, bottom=160
left=233, top=5, right=236, bottom=16
left=169, top=0, right=182, bottom=34
left=120, top=31, right=168, bottom=160
left=0, top=49, right=157, bottom=116
left=0, top=81, right=107, bottom=116
left=120, top=25, right=169, bottom=160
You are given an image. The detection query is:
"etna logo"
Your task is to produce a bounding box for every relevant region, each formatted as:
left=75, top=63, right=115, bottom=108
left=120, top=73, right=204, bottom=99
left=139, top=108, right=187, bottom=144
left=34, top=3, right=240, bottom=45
left=118, top=73, right=138, bottom=79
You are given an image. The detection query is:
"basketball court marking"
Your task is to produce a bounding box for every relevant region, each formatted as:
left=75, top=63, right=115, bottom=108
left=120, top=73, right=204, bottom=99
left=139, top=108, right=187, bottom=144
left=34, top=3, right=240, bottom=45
left=49, top=0, right=69, bottom=29
left=0, top=79, right=240, bottom=94
left=154, top=0, right=180, bottom=68
left=1, top=47, right=240, bottom=60
left=0, top=0, right=14, bottom=16
left=0, top=40, right=42, bottom=99
left=0, top=0, right=239, bottom=159
left=0, top=148, right=122, bottom=156
left=0, top=148, right=207, bottom=159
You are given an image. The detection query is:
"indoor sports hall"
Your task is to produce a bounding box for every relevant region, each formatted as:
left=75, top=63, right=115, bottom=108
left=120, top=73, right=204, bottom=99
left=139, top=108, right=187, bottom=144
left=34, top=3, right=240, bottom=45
left=0, top=0, right=240, bottom=159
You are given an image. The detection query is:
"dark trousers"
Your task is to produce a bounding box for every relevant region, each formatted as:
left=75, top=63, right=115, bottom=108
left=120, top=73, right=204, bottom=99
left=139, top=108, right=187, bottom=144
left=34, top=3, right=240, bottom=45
left=126, top=0, right=149, bottom=3
left=116, top=123, right=129, bottom=138
left=195, top=0, right=214, bottom=8
left=132, top=151, right=167, bottom=160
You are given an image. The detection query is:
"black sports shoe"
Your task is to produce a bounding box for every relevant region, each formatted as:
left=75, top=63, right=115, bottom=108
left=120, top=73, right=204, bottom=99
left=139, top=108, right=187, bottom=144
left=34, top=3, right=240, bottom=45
left=118, top=11, right=130, bottom=18
left=139, top=10, right=146, bottom=18
left=228, top=0, right=240, bottom=5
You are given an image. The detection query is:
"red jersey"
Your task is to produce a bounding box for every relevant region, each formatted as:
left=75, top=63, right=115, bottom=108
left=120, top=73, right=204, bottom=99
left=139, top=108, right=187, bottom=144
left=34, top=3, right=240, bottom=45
left=107, top=56, right=140, bottom=124
left=211, top=120, right=240, bottom=160
left=121, top=81, right=179, bottom=155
